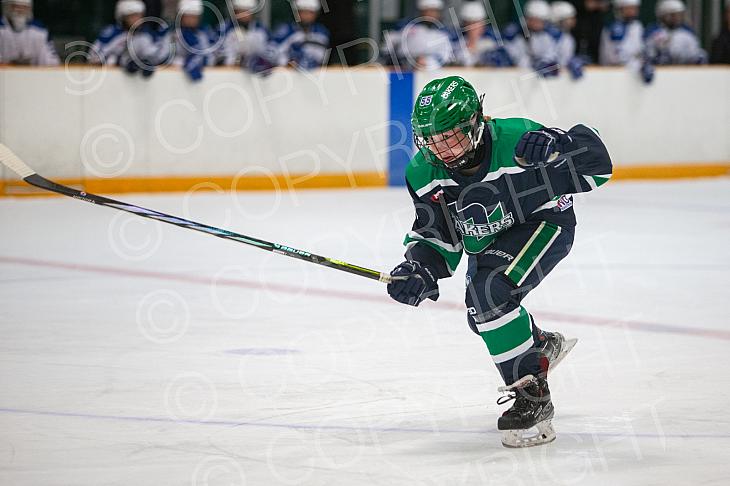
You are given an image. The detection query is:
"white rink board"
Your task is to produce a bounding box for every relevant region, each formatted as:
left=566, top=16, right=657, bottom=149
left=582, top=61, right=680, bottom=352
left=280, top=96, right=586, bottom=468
left=1, top=179, right=729, bottom=485
left=1, top=66, right=728, bottom=183
left=0, top=67, right=391, bottom=180
left=417, top=66, right=730, bottom=166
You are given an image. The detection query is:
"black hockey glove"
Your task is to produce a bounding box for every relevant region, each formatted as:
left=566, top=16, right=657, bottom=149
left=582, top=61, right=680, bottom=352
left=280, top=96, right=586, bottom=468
left=387, top=261, right=439, bottom=307
left=514, top=128, right=572, bottom=168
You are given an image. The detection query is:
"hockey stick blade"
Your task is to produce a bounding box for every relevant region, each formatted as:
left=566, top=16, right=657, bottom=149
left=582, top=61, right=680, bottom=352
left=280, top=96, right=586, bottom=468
left=0, top=144, right=396, bottom=284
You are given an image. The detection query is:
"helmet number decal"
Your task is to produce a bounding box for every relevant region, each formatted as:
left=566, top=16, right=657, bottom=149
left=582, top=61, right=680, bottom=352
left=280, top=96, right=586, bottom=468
left=419, top=95, right=433, bottom=107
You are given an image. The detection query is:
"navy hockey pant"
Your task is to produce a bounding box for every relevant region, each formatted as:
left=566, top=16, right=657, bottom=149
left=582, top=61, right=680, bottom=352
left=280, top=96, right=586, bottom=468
left=465, top=221, right=574, bottom=385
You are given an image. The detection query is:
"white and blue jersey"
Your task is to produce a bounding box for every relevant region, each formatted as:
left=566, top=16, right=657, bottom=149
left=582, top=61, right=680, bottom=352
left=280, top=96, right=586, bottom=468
left=0, top=17, right=59, bottom=65
left=384, top=17, right=453, bottom=69
left=165, top=25, right=218, bottom=67
left=161, top=25, right=218, bottom=81
left=90, top=23, right=165, bottom=66
left=216, top=19, right=272, bottom=68
left=502, top=22, right=560, bottom=70
left=644, top=23, right=707, bottom=65
left=451, top=25, right=512, bottom=67
left=272, top=22, right=329, bottom=69
left=549, top=27, right=576, bottom=67
left=599, top=19, right=644, bottom=66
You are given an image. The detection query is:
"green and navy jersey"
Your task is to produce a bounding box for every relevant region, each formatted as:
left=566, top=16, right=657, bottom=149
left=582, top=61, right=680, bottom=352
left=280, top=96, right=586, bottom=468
left=403, top=117, right=613, bottom=278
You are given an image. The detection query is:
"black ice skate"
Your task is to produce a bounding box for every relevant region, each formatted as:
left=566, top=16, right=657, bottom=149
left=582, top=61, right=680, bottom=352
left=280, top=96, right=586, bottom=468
left=496, top=375, right=555, bottom=448
left=536, top=331, right=577, bottom=374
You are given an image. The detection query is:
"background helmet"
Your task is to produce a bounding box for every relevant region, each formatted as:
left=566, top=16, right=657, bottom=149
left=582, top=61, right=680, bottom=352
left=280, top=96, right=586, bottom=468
left=460, top=1, right=487, bottom=23
left=178, top=0, right=203, bottom=15
left=551, top=1, right=576, bottom=23
left=524, top=0, right=551, bottom=21
left=115, top=0, right=145, bottom=23
left=614, top=0, right=641, bottom=7
left=295, top=0, right=321, bottom=12
left=411, top=76, right=485, bottom=170
left=656, top=0, right=685, bottom=17
left=233, top=0, right=257, bottom=10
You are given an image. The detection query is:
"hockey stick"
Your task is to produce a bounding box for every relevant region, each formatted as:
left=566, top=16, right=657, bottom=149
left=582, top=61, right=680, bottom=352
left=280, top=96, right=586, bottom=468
left=0, top=144, right=395, bottom=284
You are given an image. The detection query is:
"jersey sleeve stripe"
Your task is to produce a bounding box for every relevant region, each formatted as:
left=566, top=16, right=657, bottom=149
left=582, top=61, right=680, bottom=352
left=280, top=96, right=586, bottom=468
left=405, top=231, right=463, bottom=253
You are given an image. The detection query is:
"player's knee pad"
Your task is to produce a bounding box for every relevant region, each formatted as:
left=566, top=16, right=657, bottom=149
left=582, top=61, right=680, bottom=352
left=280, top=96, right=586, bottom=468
left=465, top=271, right=522, bottom=335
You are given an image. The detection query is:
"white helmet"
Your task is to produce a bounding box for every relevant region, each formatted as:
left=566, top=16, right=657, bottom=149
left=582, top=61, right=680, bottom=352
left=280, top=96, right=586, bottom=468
left=460, top=2, right=487, bottom=22
left=115, top=0, right=145, bottom=22
left=417, top=0, right=444, bottom=10
left=4, top=0, right=32, bottom=6
left=524, top=0, right=551, bottom=21
left=614, top=0, right=640, bottom=7
left=178, top=0, right=203, bottom=15
left=550, top=1, right=576, bottom=22
left=295, top=0, right=320, bottom=12
left=656, top=0, right=685, bottom=17
left=233, top=0, right=257, bottom=9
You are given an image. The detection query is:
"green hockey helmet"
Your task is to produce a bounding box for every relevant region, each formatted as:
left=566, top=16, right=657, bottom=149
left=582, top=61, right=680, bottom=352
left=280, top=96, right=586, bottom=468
left=411, top=76, right=485, bottom=170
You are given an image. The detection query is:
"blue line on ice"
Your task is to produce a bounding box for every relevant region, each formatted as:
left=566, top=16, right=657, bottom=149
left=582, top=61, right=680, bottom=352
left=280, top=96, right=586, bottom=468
left=1, top=407, right=728, bottom=441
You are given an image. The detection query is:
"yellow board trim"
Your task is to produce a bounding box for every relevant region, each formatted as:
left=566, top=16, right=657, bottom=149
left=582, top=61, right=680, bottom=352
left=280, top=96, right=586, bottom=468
left=612, top=164, right=730, bottom=180
left=1, top=164, right=728, bottom=197
left=0, top=171, right=388, bottom=197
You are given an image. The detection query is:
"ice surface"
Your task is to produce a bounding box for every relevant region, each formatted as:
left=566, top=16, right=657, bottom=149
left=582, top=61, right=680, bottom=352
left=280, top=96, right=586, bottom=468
left=1, top=179, right=729, bottom=485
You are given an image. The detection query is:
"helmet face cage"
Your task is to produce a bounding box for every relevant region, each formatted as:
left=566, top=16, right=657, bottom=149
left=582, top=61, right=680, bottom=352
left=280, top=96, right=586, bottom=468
left=414, top=95, right=485, bottom=170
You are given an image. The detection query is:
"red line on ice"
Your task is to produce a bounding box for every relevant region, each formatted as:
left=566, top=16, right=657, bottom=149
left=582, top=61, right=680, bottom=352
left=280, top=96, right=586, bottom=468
left=2, top=255, right=729, bottom=341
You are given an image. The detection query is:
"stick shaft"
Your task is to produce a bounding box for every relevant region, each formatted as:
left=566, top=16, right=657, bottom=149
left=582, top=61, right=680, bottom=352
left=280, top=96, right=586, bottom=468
left=0, top=145, right=393, bottom=284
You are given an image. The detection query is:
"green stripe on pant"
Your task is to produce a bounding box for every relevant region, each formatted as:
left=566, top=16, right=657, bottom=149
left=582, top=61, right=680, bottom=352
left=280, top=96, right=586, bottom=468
left=504, top=222, right=562, bottom=286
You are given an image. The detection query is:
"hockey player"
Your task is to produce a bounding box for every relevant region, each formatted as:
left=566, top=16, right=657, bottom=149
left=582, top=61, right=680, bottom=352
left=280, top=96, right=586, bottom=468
left=387, top=76, right=612, bottom=447
left=89, top=0, right=165, bottom=77
left=166, top=0, right=217, bottom=81
left=550, top=1, right=587, bottom=79
left=216, top=0, right=275, bottom=73
left=452, top=1, right=511, bottom=67
left=503, top=0, right=560, bottom=77
left=645, top=0, right=707, bottom=64
left=399, top=0, right=453, bottom=70
left=599, top=0, right=644, bottom=66
left=272, top=0, right=329, bottom=70
left=0, top=0, right=59, bottom=65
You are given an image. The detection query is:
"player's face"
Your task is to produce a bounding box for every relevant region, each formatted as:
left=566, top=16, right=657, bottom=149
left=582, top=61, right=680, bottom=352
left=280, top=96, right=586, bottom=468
left=8, top=3, right=31, bottom=16
left=560, top=16, right=576, bottom=31
left=123, top=13, right=143, bottom=29
left=526, top=17, right=545, bottom=32
left=298, top=9, right=317, bottom=24
left=235, top=9, right=253, bottom=23
left=662, top=12, right=683, bottom=28
left=463, top=20, right=486, bottom=33
left=426, top=126, right=473, bottom=167
left=618, top=6, right=639, bottom=20
left=180, top=13, right=200, bottom=28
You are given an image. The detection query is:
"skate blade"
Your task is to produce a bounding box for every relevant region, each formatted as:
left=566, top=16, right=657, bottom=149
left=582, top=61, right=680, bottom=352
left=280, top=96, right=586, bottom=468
left=548, top=337, right=577, bottom=373
left=501, top=420, right=556, bottom=448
